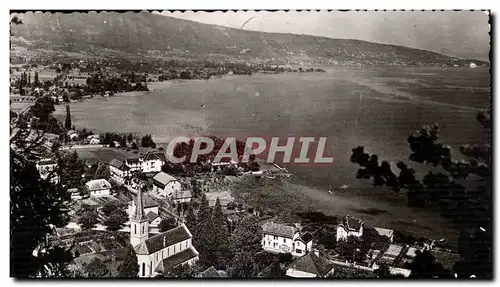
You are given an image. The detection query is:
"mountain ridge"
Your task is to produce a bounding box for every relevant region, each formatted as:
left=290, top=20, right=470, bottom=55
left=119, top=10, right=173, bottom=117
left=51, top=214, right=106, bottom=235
left=10, top=11, right=488, bottom=66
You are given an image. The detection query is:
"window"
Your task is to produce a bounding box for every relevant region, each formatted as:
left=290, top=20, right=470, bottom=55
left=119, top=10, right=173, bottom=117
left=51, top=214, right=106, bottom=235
left=174, top=245, right=176, bottom=253
left=273, top=242, right=277, bottom=248
left=142, top=226, right=145, bottom=234
left=296, top=249, right=303, bottom=254
left=283, top=238, right=286, bottom=243
left=167, top=248, right=170, bottom=256
left=134, top=225, right=137, bottom=234
left=274, top=236, right=278, bottom=240
left=142, top=263, right=145, bottom=277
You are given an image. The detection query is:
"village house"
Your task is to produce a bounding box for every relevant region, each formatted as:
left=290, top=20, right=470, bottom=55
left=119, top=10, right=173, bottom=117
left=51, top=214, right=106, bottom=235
left=36, top=158, right=59, bottom=184
left=171, top=189, right=192, bottom=204
left=152, top=172, right=182, bottom=199
left=85, top=179, right=112, bottom=197
left=374, top=227, right=395, bottom=243
left=261, top=222, right=314, bottom=257
left=198, top=266, right=228, bottom=278
left=130, top=188, right=199, bottom=278
left=378, top=244, right=404, bottom=266
left=125, top=157, right=143, bottom=172
left=205, top=191, right=234, bottom=207
left=67, top=130, right=79, bottom=141
left=336, top=215, right=364, bottom=241
left=141, top=151, right=167, bottom=173
left=108, top=159, right=131, bottom=184
left=286, top=251, right=335, bottom=278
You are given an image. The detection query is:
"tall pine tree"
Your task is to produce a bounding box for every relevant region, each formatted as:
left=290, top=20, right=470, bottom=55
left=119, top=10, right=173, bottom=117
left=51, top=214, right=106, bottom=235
left=64, top=105, right=72, bottom=131
left=58, top=151, right=85, bottom=189
left=196, top=198, right=230, bottom=269
left=117, top=244, right=138, bottom=278
left=10, top=110, right=73, bottom=278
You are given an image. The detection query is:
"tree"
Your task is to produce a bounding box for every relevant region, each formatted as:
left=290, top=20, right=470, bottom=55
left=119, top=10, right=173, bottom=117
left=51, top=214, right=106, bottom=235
left=109, top=141, right=116, bottom=148
left=196, top=198, right=230, bottom=269
left=227, top=251, right=258, bottom=278
left=197, top=193, right=211, bottom=226
left=131, top=142, right=138, bottom=150
left=335, top=236, right=366, bottom=263
left=84, top=258, right=109, bottom=278
left=350, top=111, right=492, bottom=278
left=117, top=244, right=138, bottom=278
left=76, top=204, right=99, bottom=230
left=159, top=217, right=178, bottom=232
left=34, top=71, right=39, bottom=86
left=64, top=105, right=72, bottom=130
left=119, top=136, right=127, bottom=148
left=29, top=96, right=55, bottom=125
left=141, top=135, right=153, bottom=147
left=184, top=205, right=197, bottom=231
left=409, top=250, right=451, bottom=278
left=161, top=263, right=202, bottom=278
left=10, top=111, right=73, bottom=278
left=230, top=216, right=262, bottom=254
left=127, top=133, right=134, bottom=143
left=102, top=203, right=128, bottom=231
left=58, top=151, right=85, bottom=189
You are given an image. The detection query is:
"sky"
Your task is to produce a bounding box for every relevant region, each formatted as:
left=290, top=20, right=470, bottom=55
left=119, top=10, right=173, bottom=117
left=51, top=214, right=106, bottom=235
left=161, top=10, right=490, bottom=61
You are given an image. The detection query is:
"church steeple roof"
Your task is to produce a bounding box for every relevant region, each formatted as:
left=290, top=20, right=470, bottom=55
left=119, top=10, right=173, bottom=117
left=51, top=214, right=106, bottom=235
left=133, top=187, right=148, bottom=222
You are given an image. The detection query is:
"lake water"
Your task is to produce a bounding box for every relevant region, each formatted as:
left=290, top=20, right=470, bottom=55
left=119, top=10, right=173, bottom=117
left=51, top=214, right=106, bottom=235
left=54, top=67, right=491, bottom=242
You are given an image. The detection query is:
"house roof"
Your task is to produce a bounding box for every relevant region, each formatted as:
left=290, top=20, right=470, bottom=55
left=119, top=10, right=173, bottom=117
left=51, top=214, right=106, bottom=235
left=287, top=252, right=335, bottom=277
left=405, top=247, right=418, bottom=258
left=126, top=157, right=141, bottom=165
left=154, top=247, right=198, bottom=273
left=298, top=232, right=314, bottom=243
left=109, top=159, right=123, bottom=169
left=134, top=224, right=192, bottom=255
left=172, top=189, right=192, bottom=199
left=146, top=211, right=159, bottom=222
left=198, top=266, right=222, bottom=278
left=262, top=222, right=296, bottom=239
left=153, top=172, right=178, bottom=187
left=85, top=179, right=112, bottom=191
left=140, top=195, right=158, bottom=208
left=374, top=227, right=394, bottom=239
left=37, top=158, right=57, bottom=166
left=384, top=244, right=404, bottom=257
left=143, top=151, right=167, bottom=163
left=339, top=215, right=363, bottom=231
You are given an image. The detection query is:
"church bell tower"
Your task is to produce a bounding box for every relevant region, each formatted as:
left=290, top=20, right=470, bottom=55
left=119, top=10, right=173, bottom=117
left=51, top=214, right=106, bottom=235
left=130, top=187, right=149, bottom=247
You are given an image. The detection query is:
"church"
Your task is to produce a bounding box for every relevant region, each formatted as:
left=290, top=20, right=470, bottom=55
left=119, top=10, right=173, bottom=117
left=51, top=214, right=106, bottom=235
left=130, top=188, right=199, bottom=278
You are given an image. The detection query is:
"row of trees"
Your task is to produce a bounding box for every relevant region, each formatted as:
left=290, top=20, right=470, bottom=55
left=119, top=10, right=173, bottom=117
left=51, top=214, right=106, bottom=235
left=350, top=111, right=492, bottom=278
left=76, top=201, right=128, bottom=231
left=172, top=195, right=285, bottom=278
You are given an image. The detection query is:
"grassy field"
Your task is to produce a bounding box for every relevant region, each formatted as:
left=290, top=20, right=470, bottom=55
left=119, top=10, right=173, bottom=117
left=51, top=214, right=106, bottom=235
left=74, top=147, right=139, bottom=164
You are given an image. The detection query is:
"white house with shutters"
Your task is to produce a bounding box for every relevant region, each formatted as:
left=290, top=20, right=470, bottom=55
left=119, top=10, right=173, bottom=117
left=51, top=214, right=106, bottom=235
left=152, top=172, right=182, bottom=199
left=85, top=179, right=112, bottom=197
left=261, top=222, right=314, bottom=257
left=141, top=151, right=167, bottom=173
left=130, top=188, right=199, bottom=278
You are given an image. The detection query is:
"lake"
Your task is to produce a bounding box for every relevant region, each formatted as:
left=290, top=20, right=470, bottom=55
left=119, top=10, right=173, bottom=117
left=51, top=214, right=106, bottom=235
left=54, top=67, right=491, bottom=243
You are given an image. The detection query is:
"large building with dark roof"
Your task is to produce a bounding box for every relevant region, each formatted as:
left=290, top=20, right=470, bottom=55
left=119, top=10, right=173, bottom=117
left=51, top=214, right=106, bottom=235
left=130, top=187, right=199, bottom=278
